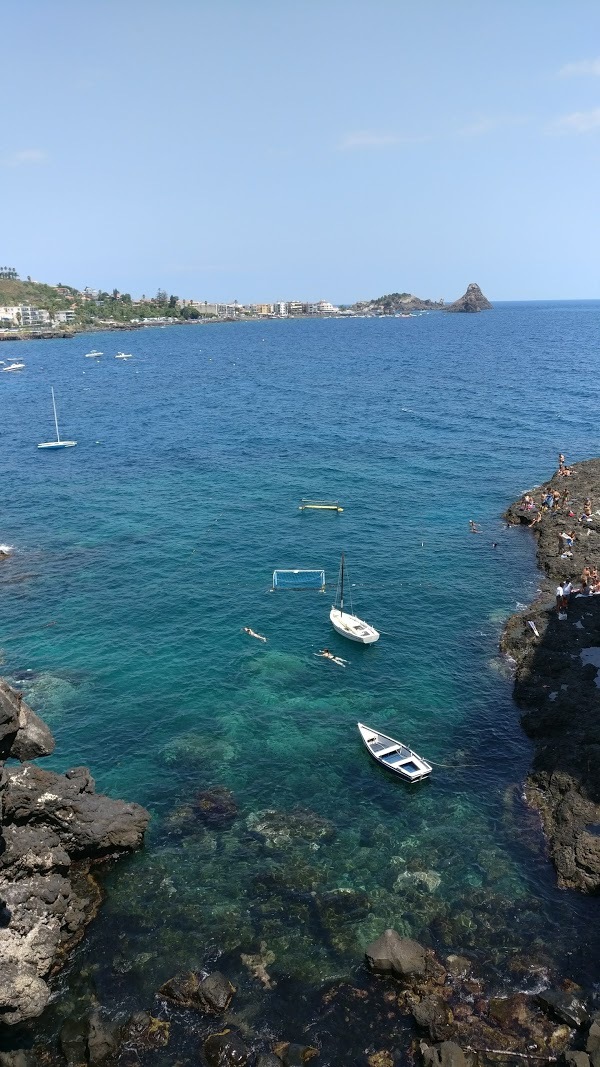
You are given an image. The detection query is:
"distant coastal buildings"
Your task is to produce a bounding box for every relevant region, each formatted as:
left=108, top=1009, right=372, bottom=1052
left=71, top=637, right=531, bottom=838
left=0, top=265, right=343, bottom=331
left=177, top=298, right=341, bottom=318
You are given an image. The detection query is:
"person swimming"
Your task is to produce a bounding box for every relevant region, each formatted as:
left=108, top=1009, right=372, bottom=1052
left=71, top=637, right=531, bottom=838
left=315, top=649, right=347, bottom=666
left=243, top=627, right=267, bottom=642
left=469, top=520, right=482, bottom=533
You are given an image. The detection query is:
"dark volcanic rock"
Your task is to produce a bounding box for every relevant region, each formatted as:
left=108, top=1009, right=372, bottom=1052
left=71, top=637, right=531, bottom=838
left=411, top=995, right=452, bottom=1041
left=536, top=988, right=589, bottom=1027
left=0, top=677, right=150, bottom=1026
left=203, top=1028, right=250, bottom=1066
left=443, top=282, right=492, bottom=313
left=420, top=1041, right=469, bottom=1067
left=502, top=458, right=600, bottom=891
left=365, top=929, right=427, bottom=977
left=0, top=679, right=55, bottom=761
left=565, top=1054, right=591, bottom=1067
left=3, top=763, right=149, bottom=856
left=159, top=969, right=234, bottom=1013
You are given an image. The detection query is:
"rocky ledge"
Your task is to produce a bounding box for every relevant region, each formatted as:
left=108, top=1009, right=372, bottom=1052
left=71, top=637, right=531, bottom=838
left=502, top=458, right=600, bottom=892
left=443, top=283, right=492, bottom=313
left=0, top=678, right=150, bottom=1025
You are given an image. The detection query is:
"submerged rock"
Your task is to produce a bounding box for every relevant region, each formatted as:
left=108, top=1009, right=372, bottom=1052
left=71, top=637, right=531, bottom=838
left=195, top=785, right=238, bottom=828
left=246, top=808, right=336, bottom=848
left=241, top=940, right=276, bottom=988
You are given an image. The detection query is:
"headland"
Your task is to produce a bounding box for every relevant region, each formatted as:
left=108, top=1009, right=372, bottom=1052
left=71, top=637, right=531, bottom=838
left=503, top=458, right=600, bottom=893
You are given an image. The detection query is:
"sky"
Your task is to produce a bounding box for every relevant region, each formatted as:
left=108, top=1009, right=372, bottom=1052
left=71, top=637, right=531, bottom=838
left=2, top=1, right=600, bottom=303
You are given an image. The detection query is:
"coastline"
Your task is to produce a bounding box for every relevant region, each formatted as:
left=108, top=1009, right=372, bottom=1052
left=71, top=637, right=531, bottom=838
left=0, top=679, right=150, bottom=1027
left=502, top=458, right=600, bottom=892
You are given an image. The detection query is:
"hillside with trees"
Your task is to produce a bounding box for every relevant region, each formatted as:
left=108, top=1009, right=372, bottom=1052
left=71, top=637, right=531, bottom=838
left=0, top=273, right=212, bottom=327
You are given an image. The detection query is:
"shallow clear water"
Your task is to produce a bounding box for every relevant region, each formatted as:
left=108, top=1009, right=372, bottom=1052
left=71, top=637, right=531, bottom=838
left=2, top=305, right=600, bottom=1045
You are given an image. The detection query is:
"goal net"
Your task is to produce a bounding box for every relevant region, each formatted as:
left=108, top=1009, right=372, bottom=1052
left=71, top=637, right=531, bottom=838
left=272, top=569, right=326, bottom=591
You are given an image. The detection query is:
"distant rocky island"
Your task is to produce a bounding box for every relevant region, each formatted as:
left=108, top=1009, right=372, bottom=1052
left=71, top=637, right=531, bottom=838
left=443, top=282, right=492, bottom=313
left=351, top=282, right=492, bottom=315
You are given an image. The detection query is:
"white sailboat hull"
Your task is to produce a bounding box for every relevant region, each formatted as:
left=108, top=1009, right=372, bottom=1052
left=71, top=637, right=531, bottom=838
left=330, top=607, right=379, bottom=644
left=37, top=441, right=77, bottom=449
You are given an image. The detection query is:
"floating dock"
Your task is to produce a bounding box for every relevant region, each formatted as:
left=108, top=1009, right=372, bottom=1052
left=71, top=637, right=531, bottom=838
left=298, top=499, right=344, bottom=513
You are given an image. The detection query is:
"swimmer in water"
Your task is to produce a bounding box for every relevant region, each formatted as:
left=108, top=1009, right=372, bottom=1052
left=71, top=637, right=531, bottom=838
left=469, top=520, right=482, bottom=533
left=315, top=648, right=347, bottom=666
left=243, top=627, right=267, bottom=642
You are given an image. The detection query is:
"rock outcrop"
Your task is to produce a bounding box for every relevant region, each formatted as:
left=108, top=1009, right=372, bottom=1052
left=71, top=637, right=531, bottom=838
left=502, top=458, right=600, bottom=891
left=0, top=677, right=150, bottom=1026
left=443, top=282, right=492, bottom=313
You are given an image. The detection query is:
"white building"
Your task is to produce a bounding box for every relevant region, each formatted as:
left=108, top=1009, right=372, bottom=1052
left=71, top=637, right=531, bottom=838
left=0, top=304, right=51, bottom=326
left=307, top=300, right=339, bottom=315
left=55, top=309, right=76, bottom=324
left=274, top=302, right=287, bottom=317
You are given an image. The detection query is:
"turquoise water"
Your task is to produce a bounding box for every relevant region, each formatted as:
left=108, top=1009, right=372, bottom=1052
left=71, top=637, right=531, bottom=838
left=2, top=305, right=600, bottom=1051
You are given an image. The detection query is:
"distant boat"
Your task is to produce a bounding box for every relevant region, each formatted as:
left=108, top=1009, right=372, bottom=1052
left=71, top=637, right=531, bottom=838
left=85, top=350, right=103, bottom=357
left=37, top=388, right=77, bottom=449
left=115, top=351, right=133, bottom=359
left=330, top=553, right=379, bottom=644
left=357, top=723, right=432, bottom=782
left=2, top=360, right=25, bottom=372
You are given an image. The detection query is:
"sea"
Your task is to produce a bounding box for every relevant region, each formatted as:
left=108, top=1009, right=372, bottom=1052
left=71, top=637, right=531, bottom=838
left=1, top=302, right=600, bottom=1060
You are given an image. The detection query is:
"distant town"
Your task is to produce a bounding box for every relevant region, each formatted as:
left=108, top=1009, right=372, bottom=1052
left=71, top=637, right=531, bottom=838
left=0, top=264, right=448, bottom=336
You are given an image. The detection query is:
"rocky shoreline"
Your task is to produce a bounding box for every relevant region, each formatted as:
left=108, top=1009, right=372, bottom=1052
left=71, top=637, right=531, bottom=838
left=0, top=679, right=150, bottom=1027
left=502, top=458, right=600, bottom=893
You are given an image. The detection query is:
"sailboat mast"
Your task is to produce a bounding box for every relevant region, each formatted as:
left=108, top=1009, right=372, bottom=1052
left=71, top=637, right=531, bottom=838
left=51, top=387, right=61, bottom=442
left=340, top=553, right=344, bottom=616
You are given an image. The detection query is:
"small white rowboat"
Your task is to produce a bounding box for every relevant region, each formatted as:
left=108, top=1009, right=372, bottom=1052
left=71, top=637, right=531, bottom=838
left=357, top=723, right=432, bottom=782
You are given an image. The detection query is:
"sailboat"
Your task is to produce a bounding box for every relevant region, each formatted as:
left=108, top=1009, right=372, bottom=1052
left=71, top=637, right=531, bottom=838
left=37, top=388, right=77, bottom=449
left=330, top=553, right=379, bottom=644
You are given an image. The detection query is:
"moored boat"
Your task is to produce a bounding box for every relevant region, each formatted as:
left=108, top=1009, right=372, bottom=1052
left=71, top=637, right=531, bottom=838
left=357, top=723, right=432, bottom=782
left=330, top=553, right=379, bottom=644
left=37, top=388, right=77, bottom=449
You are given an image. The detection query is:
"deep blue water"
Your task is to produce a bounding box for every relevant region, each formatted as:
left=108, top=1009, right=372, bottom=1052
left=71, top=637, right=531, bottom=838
left=2, top=303, right=600, bottom=1049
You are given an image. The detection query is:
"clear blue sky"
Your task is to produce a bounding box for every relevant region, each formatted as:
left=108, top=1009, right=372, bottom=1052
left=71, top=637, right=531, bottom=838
left=2, top=1, right=600, bottom=302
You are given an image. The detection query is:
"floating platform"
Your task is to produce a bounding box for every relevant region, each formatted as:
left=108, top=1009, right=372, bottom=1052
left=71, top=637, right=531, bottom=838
left=299, top=499, right=344, bottom=513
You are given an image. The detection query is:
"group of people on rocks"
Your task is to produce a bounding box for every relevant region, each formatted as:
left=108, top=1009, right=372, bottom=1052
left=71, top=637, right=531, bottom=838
left=555, top=569, right=600, bottom=612
left=519, top=454, right=596, bottom=529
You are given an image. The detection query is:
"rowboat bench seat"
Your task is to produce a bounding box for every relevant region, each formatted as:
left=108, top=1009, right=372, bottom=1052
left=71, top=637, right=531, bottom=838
left=377, top=744, right=400, bottom=758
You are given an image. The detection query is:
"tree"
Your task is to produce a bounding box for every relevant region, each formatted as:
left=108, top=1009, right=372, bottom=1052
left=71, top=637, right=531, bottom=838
left=121, top=293, right=132, bottom=303
left=168, top=294, right=178, bottom=309
left=155, top=289, right=167, bottom=304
